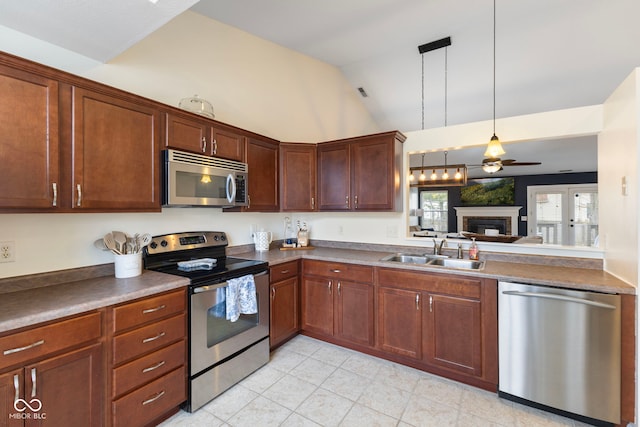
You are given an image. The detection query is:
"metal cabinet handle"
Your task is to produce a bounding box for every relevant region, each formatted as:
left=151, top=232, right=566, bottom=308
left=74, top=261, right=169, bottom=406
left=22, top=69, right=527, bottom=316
left=337, top=281, right=341, bottom=296
left=311, top=197, right=315, bottom=210
left=345, top=195, right=349, bottom=208
left=280, top=269, right=290, bottom=274
left=354, top=195, right=358, bottom=209
left=3, top=339, right=45, bottom=356
left=52, top=182, right=57, bottom=206
left=429, top=295, right=433, bottom=313
left=142, top=305, right=166, bottom=314
left=247, top=195, right=251, bottom=209
left=271, top=287, right=276, bottom=300
left=328, top=280, right=332, bottom=294
left=13, top=374, right=19, bottom=402
left=76, top=184, right=82, bottom=207
left=201, top=137, right=207, bottom=153
left=142, top=332, right=166, bottom=343
left=330, top=269, right=341, bottom=273
left=212, top=138, right=218, bottom=155
left=416, top=294, right=420, bottom=310
left=142, top=360, right=166, bottom=373
left=142, top=390, right=165, bottom=406
left=30, top=368, right=36, bottom=398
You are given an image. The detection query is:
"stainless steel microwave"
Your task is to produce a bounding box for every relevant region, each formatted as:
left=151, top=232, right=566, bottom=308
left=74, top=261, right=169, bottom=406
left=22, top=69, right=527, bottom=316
left=163, top=149, right=248, bottom=207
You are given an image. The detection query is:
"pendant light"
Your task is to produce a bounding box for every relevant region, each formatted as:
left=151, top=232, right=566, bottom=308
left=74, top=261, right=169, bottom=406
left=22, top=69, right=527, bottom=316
left=419, top=154, right=427, bottom=181
left=484, top=0, right=506, bottom=159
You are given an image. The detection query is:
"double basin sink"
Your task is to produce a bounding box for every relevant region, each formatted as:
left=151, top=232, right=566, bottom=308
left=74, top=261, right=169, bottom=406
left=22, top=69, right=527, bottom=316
left=380, top=253, right=484, bottom=270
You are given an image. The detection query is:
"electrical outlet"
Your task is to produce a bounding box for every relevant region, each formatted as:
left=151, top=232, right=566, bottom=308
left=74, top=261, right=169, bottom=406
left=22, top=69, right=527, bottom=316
left=0, top=241, right=15, bottom=263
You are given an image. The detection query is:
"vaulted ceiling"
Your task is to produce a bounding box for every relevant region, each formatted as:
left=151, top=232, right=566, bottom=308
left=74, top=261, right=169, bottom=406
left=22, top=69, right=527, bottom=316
left=1, top=0, right=638, bottom=175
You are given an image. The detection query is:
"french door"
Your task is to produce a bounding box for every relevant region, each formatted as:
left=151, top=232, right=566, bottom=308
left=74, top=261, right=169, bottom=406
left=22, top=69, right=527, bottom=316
left=527, top=184, right=598, bottom=246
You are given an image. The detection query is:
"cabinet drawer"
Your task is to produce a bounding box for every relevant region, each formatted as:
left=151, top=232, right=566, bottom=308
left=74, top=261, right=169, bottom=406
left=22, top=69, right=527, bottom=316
left=0, top=312, right=101, bottom=371
left=113, top=314, right=185, bottom=365
left=112, top=340, right=185, bottom=398
left=303, top=260, right=373, bottom=283
left=112, top=366, right=186, bottom=427
left=113, top=289, right=185, bottom=333
left=270, top=260, right=299, bottom=282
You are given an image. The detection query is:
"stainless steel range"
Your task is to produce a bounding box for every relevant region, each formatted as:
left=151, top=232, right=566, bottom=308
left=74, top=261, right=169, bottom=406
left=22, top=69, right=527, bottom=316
left=143, top=231, right=269, bottom=412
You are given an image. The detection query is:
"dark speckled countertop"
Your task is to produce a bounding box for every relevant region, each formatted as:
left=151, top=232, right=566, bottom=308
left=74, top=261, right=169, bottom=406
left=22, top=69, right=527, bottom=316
left=0, top=268, right=188, bottom=334
left=233, top=246, right=635, bottom=295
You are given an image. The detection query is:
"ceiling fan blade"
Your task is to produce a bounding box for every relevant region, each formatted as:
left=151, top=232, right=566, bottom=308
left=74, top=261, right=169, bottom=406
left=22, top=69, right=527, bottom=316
left=503, top=161, right=542, bottom=166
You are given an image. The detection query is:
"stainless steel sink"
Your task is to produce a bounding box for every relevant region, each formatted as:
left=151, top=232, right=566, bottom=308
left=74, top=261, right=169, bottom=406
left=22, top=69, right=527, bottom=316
left=380, top=253, right=484, bottom=270
left=426, top=258, right=485, bottom=270
left=379, top=253, right=449, bottom=264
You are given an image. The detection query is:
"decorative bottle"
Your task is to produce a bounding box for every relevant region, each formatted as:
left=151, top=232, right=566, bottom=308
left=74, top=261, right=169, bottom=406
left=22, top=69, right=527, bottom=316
left=469, top=238, right=479, bottom=260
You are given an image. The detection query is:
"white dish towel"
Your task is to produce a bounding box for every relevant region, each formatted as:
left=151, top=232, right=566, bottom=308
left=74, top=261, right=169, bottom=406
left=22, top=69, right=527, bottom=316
left=226, top=274, right=257, bottom=322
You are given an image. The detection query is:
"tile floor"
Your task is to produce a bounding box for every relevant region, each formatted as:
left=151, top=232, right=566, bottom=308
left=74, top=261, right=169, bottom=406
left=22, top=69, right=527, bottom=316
left=159, top=335, right=591, bottom=427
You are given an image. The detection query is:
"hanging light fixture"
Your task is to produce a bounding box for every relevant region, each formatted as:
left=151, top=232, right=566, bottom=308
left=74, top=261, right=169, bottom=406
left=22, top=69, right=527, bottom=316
left=483, top=0, right=506, bottom=161
left=419, top=154, right=427, bottom=181
left=409, top=151, right=467, bottom=187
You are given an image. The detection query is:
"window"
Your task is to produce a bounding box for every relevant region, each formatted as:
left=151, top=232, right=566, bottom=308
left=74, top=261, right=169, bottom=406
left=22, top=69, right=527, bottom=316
left=419, top=190, right=448, bottom=232
left=527, top=184, right=598, bottom=246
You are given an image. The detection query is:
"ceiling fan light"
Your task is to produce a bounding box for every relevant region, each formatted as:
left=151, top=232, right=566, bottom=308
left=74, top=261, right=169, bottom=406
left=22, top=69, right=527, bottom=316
left=482, top=163, right=502, bottom=174
left=484, top=134, right=506, bottom=157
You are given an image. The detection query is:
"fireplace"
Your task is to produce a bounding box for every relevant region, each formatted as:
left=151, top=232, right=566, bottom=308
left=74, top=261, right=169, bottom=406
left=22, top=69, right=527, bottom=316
left=454, top=206, right=522, bottom=236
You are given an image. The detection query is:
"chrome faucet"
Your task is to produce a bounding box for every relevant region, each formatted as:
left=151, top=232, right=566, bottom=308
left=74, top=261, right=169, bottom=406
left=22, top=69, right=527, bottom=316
left=432, top=238, right=447, bottom=255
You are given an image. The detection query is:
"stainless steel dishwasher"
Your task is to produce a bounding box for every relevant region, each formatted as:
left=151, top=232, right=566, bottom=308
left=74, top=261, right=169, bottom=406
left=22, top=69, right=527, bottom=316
left=498, top=281, right=621, bottom=426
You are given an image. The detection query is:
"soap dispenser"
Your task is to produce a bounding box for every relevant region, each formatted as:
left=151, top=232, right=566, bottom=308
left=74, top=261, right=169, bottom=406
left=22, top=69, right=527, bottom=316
left=469, top=238, right=479, bottom=260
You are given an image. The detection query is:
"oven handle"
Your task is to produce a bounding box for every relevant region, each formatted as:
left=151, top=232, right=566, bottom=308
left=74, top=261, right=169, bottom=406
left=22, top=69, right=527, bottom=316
left=192, top=271, right=268, bottom=294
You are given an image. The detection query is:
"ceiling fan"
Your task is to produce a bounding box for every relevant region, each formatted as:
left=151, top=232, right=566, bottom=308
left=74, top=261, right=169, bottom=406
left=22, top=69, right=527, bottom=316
left=474, top=157, right=542, bottom=174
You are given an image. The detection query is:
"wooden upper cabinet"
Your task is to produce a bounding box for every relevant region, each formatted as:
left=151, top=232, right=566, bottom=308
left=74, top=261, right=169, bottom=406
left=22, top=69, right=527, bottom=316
left=165, top=113, right=209, bottom=154
left=0, top=64, right=59, bottom=210
left=280, top=143, right=317, bottom=211
left=317, top=142, right=350, bottom=210
left=212, top=125, right=245, bottom=162
left=70, top=87, right=160, bottom=211
left=245, top=137, right=279, bottom=212
left=165, top=112, right=245, bottom=161
left=317, top=131, right=405, bottom=212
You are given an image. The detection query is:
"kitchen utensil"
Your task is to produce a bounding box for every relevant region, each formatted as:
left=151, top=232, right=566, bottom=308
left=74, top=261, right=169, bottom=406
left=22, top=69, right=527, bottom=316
left=112, top=231, right=127, bottom=254
left=137, top=233, right=152, bottom=250
left=93, top=238, right=109, bottom=251
left=103, top=233, right=121, bottom=255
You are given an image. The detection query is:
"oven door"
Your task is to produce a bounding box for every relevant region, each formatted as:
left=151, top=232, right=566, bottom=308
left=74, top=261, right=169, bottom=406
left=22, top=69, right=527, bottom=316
left=189, top=271, right=269, bottom=376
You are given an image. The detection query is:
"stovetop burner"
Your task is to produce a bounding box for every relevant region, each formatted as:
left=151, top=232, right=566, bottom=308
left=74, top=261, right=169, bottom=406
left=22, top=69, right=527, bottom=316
left=143, top=231, right=267, bottom=286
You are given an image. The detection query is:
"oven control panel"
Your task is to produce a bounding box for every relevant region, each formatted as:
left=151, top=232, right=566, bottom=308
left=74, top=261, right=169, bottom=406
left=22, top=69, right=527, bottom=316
left=146, top=231, right=227, bottom=255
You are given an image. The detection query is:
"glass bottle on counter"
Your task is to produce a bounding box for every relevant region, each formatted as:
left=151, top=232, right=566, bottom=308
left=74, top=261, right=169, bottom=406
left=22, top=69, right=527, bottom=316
left=469, top=238, right=479, bottom=260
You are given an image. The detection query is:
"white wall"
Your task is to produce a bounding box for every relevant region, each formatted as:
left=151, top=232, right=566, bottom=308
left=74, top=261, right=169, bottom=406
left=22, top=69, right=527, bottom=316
left=599, top=68, right=640, bottom=286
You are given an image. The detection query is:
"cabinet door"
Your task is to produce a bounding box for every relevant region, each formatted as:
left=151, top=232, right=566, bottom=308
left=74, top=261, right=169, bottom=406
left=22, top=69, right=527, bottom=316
left=245, top=137, right=279, bottom=212
left=351, top=137, right=395, bottom=210
left=377, top=287, right=422, bottom=359
left=0, top=369, right=22, bottom=427
left=0, top=65, right=59, bottom=210
left=25, top=343, right=103, bottom=427
left=270, top=277, right=299, bottom=349
left=212, top=125, right=245, bottom=161
left=72, top=87, right=160, bottom=211
left=280, top=143, right=317, bottom=211
left=165, top=113, right=208, bottom=154
left=317, top=142, right=350, bottom=211
left=301, top=277, right=334, bottom=336
left=423, top=294, right=482, bottom=376
left=335, top=280, right=374, bottom=347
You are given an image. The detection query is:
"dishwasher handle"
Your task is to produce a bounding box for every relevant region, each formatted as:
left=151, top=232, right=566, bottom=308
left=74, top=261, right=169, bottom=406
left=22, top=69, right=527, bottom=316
left=501, top=290, right=617, bottom=310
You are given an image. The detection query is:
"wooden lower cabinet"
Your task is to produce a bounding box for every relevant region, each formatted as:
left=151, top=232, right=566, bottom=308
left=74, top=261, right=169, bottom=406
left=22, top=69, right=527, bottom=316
left=108, top=289, right=187, bottom=427
left=269, top=261, right=300, bottom=349
left=0, top=312, right=103, bottom=427
left=301, top=261, right=374, bottom=348
left=376, top=267, right=497, bottom=389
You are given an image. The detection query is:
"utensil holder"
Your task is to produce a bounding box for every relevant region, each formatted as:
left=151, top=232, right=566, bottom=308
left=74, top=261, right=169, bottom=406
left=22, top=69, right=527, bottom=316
left=114, top=252, right=142, bottom=278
